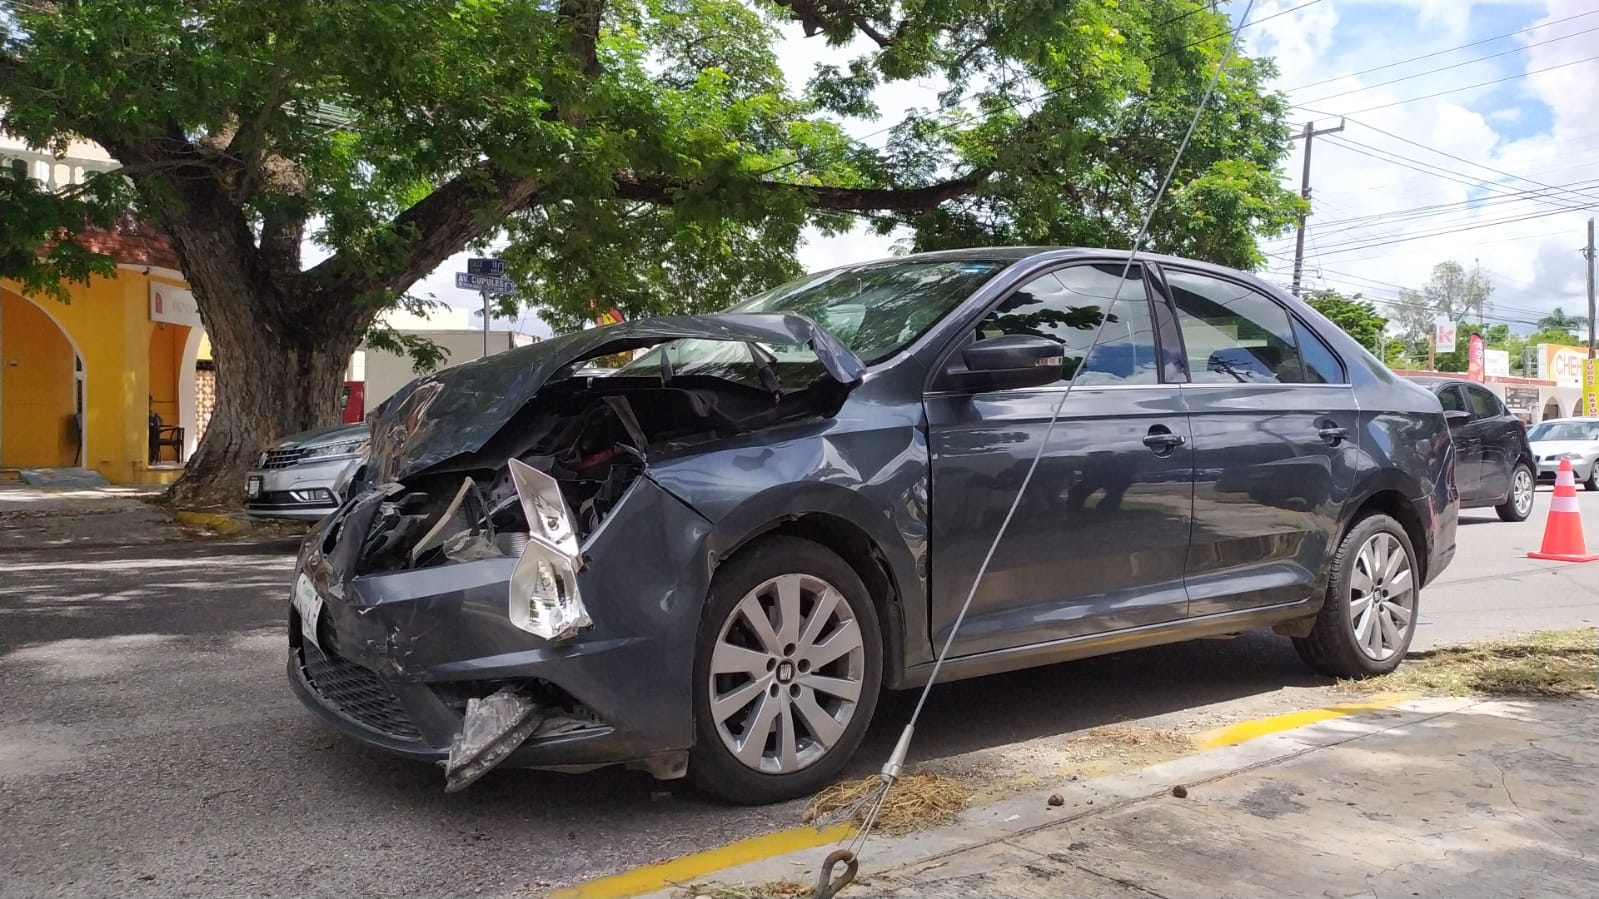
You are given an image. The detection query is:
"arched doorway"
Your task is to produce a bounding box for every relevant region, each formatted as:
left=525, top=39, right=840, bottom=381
left=147, top=320, right=205, bottom=464
left=0, top=289, right=84, bottom=468
left=1542, top=398, right=1563, bottom=422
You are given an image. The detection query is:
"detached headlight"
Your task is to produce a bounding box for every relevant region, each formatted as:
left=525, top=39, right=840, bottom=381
left=304, top=439, right=368, bottom=460
left=506, top=459, right=590, bottom=641
left=1554, top=452, right=1585, bottom=461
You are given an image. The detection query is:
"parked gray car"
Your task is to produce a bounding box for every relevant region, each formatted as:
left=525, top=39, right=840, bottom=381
left=1528, top=417, right=1599, bottom=490
left=245, top=423, right=369, bottom=521
left=288, top=248, right=1458, bottom=804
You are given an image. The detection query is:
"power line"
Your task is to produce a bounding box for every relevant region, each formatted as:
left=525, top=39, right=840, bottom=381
left=1306, top=208, right=1578, bottom=257
left=1300, top=53, right=1599, bottom=117
left=1314, top=136, right=1594, bottom=219
left=1280, top=8, right=1599, bottom=93
left=1295, top=24, right=1599, bottom=107
left=1295, top=177, right=1599, bottom=232
left=1314, top=112, right=1599, bottom=202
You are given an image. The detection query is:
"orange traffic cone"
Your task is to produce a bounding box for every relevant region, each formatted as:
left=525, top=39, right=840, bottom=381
left=1528, top=459, right=1597, bottom=563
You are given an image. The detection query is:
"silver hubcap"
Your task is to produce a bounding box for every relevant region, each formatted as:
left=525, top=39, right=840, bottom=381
left=1349, top=532, right=1415, bottom=662
left=709, top=573, right=865, bottom=774
left=1513, top=469, right=1533, bottom=515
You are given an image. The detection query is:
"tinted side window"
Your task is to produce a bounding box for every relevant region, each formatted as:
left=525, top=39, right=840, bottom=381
left=975, top=263, right=1161, bottom=386
left=1165, top=270, right=1304, bottom=384
left=1293, top=319, right=1346, bottom=384
left=1467, top=387, right=1502, bottom=420
left=1437, top=385, right=1467, bottom=413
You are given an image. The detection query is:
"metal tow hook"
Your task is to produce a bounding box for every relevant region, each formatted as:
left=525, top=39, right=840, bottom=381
left=812, top=849, right=858, bottom=899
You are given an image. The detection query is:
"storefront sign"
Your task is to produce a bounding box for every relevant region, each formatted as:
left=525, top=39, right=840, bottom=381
left=150, top=284, right=202, bottom=328
left=1467, top=334, right=1485, bottom=381
left=1503, top=386, right=1540, bottom=413
left=1483, top=348, right=1510, bottom=378
left=1537, top=343, right=1592, bottom=387
left=1434, top=321, right=1457, bottom=353
left=1584, top=358, right=1599, bottom=418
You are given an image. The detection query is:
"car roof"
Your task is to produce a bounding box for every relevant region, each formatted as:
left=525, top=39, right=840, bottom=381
left=1535, top=417, right=1599, bottom=424
left=1400, top=375, right=1480, bottom=389
left=830, top=246, right=1289, bottom=286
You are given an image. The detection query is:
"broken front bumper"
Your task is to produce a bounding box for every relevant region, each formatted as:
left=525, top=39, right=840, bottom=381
left=286, top=475, right=714, bottom=777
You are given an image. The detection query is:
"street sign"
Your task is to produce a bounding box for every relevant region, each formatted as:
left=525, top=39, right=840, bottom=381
left=455, top=272, right=516, bottom=294
left=467, top=257, right=505, bottom=276
left=1584, top=359, right=1599, bottom=418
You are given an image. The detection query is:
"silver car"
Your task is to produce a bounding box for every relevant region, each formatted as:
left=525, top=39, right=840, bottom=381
left=1528, top=417, right=1599, bottom=490
left=245, top=423, right=370, bottom=520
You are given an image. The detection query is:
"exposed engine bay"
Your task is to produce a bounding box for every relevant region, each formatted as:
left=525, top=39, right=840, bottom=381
left=352, top=371, right=851, bottom=577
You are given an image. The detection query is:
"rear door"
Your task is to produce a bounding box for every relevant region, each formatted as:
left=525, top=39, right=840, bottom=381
left=1157, top=266, right=1361, bottom=615
left=1438, top=384, right=1484, bottom=500
left=925, top=261, right=1194, bottom=656
left=1463, top=384, right=1517, bottom=501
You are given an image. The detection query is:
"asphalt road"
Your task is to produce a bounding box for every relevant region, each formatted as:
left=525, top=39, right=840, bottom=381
left=3, top=491, right=1595, bottom=899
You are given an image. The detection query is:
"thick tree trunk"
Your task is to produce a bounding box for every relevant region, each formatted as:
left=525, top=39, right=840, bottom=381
left=167, top=281, right=363, bottom=509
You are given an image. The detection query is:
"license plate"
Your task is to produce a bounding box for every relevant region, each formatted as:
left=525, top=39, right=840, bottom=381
left=293, top=574, right=323, bottom=649
left=246, top=475, right=262, bottom=499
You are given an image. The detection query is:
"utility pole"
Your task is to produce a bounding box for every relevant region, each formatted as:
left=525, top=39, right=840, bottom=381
left=1290, top=118, right=1345, bottom=297
left=482, top=289, right=491, bottom=358
left=1585, top=217, right=1595, bottom=360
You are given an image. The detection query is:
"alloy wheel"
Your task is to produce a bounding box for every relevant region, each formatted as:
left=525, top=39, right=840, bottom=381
left=1512, top=468, right=1534, bottom=517
left=708, top=573, right=866, bottom=774
left=1348, top=532, right=1415, bottom=662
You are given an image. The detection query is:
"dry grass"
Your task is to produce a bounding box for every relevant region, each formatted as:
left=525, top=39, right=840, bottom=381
left=1339, top=628, right=1597, bottom=697
left=673, top=881, right=813, bottom=899
left=801, top=771, right=969, bottom=835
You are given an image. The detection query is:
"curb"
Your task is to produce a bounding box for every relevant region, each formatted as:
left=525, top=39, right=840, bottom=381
left=561, top=693, right=1431, bottom=899
left=172, top=510, right=256, bottom=536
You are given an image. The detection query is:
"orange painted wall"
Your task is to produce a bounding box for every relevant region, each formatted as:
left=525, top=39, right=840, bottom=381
left=148, top=321, right=187, bottom=428
left=0, top=291, right=78, bottom=467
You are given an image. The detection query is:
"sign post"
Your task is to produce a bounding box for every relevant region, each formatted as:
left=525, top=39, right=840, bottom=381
left=457, top=261, right=512, bottom=357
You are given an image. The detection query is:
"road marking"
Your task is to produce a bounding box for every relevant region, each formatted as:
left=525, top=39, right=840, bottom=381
left=1197, top=693, right=1416, bottom=750
left=551, top=823, right=855, bottom=899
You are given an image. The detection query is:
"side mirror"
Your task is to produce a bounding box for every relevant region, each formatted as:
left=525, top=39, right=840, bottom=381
left=951, top=335, right=1066, bottom=391
left=1445, top=409, right=1470, bottom=429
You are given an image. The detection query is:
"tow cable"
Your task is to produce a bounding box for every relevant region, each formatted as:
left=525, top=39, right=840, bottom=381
left=807, top=4, right=1259, bottom=894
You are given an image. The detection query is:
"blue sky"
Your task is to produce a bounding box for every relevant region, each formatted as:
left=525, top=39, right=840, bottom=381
left=406, top=0, right=1597, bottom=337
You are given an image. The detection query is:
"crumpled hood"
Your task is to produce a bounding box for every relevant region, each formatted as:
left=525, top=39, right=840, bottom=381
left=368, top=312, right=865, bottom=482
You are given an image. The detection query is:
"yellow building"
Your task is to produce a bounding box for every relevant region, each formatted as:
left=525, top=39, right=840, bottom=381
left=1, top=261, right=206, bottom=485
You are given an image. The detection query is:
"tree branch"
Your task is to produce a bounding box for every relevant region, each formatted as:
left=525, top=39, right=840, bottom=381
left=559, top=0, right=607, bottom=81
left=772, top=1, right=895, bottom=47
left=614, top=168, right=990, bottom=212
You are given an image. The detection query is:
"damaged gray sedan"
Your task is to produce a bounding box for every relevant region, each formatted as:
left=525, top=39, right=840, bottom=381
left=289, top=248, right=1456, bottom=804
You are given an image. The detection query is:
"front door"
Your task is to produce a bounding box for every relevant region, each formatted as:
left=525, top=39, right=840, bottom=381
left=1438, top=384, right=1484, bottom=500
left=1462, top=383, right=1515, bottom=502
left=1158, top=266, right=1361, bottom=615
left=925, top=261, right=1194, bottom=657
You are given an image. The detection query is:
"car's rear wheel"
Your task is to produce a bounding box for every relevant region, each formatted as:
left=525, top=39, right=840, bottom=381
left=1496, top=464, right=1536, bottom=522
left=1294, top=513, right=1419, bottom=678
left=689, top=537, right=882, bottom=805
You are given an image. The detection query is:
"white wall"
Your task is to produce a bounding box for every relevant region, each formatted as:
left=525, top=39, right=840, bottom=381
left=360, top=329, right=530, bottom=410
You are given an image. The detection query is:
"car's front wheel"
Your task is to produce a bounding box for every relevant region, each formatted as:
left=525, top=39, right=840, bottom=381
left=1584, top=466, right=1598, bottom=492
left=1496, top=463, right=1536, bottom=522
left=1294, top=513, right=1419, bottom=678
left=689, top=537, right=882, bottom=805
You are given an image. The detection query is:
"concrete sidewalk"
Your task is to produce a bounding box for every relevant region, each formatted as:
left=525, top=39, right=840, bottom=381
left=0, top=484, right=183, bottom=550
left=686, top=697, right=1599, bottom=899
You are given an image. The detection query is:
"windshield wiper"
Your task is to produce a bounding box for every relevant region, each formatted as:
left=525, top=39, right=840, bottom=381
left=747, top=342, right=782, bottom=399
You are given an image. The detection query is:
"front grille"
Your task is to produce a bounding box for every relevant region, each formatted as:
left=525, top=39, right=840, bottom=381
left=299, top=640, right=423, bottom=742
left=262, top=448, right=310, bottom=469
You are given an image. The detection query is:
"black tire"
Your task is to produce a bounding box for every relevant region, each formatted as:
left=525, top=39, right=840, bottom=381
left=1293, top=513, right=1420, bottom=679
left=688, top=536, right=883, bottom=805
left=1585, top=468, right=1598, bottom=492
left=1495, top=463, right=1536, bottom=522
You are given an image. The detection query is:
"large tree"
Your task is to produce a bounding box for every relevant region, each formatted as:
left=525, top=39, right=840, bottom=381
left=1, top=0, right=1304, bottom=506
left=1303, top=289, right=1385, bottom=351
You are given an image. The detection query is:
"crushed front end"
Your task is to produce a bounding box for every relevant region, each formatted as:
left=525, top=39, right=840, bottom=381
left=284, top=314, right=863, bottom=789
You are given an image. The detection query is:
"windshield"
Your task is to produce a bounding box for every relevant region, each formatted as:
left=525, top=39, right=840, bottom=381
left=619, top=258, right=1007, bottom=386
left=1528, top=421, right=1599, bottom=442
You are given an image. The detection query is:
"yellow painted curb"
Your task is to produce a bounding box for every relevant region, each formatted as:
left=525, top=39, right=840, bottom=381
left=550, top=823, right=855, bottom=899
left=1197, top=692, right=1417, bottom=750
left=174, top=510, right=249, bottom=536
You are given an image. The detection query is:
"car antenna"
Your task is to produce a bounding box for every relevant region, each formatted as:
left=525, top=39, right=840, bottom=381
left=805, top=6, right=1260, bottom=896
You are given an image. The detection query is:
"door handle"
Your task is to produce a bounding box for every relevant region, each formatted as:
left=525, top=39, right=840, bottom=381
left=1142, top=429, right=1186, bottom=453
left=1318, top=425, right=1349, bottom=445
